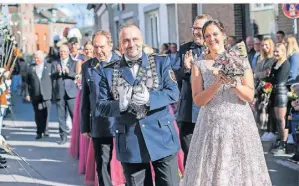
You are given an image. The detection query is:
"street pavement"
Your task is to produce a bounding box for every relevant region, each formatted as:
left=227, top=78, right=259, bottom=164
left=0, top=93, right=298, bottom=186
left=0, top=93, right=85, bottom=186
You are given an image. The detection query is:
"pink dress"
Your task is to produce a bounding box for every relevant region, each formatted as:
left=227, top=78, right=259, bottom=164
left=84, top=140, right=96, bottom=185
left=78, top=134, right=90, bottom=174
left=69, top=90, right=81, bottom=159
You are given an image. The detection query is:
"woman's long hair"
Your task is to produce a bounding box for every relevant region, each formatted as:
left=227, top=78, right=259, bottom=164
left=260, top=38, right=274, bottom=60
left=275, top=43, right=287, bottom=63
left=284, top=35, right=299, bottom=57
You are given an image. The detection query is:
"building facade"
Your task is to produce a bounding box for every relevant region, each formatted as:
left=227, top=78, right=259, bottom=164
left=88, top=4, right=252, bottom=51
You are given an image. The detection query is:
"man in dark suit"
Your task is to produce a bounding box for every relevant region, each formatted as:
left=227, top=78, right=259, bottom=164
left=52, top=44, right=78, bottom=144
left=97, top=24, right=180, bottom=186
left=80, top=30, right=120, bottom=186
left=246, top=36, right=256, bottom=69
left=172, top=14, right=212, bottom=167
left=24, top=50, right=53, bottom=139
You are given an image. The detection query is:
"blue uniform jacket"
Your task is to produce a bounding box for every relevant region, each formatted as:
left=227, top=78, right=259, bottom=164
left=80, top=52, right=120, bottom=138
left=96, top=52, right=180, bottom=163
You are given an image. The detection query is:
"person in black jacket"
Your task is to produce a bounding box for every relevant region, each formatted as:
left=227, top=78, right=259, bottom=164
left=268, top=43, right=291, bottom=155
left=24, top=51, right=53, bottom=139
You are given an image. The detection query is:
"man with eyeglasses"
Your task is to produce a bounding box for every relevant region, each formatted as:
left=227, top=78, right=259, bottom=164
left=172, top=14, right=212, bottom=167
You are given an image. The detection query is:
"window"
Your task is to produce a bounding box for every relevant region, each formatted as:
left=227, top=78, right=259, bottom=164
left=145, top=10, right=159, bottom=49
left=251, top=3, right=274, bottom=11
left=43, top=34, right=47, bottom=41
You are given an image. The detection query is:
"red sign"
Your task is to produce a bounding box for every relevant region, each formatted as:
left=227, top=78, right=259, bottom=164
left=282, top=4, right=299, bottom=19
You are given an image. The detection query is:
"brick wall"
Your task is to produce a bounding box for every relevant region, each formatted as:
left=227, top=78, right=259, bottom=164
left=177, top=4, right=193, bottom=44
left=34, top=24, right=49, bottom=53
left=202, top=4, right=235, bottom=37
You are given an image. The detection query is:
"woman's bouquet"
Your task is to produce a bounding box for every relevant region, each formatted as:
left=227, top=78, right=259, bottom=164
left=288, top=83, right=299, bottom=100
left=261, top=81, right=273, bottom=94
left=74, top=74, right=82, bottom=89
left=213, top=41, right=248, bottom=85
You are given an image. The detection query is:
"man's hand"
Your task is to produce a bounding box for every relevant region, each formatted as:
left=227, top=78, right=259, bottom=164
left=57, top=65, right=62, bottom=73
left=184, top=50, right=197, bottom=70
left=64, top=66, right=70, bottom=74
left=132, top=84, right=149, bottom=106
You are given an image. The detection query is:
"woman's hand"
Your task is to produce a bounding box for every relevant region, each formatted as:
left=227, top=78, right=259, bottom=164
left=213, top=72, right=227, bottom=87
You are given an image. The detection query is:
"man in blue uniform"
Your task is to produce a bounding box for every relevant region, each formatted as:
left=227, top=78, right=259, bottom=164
left=172, top=14, right=212, bottom=166
left=80, top=30, right=120, bottom=186
left=97, top=23, right=180, bottom=186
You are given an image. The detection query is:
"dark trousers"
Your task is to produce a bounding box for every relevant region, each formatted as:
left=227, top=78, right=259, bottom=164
left=267, top=102, right=277, bottom=134
left=121, top=153, right=179, bottom=186
left=56, top=94, right=75, bottom=137
left=32, top=99, right=51, bottom=135
left=178, top=121, right=195, bottom=167
left=92, top=137, right=113, bottom=186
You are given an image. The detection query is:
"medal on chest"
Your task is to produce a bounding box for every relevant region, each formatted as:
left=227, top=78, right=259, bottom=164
left=111, top=54, right=159, bottom=119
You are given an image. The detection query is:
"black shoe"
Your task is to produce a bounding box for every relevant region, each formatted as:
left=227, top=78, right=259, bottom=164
left=272, top=143, right=286, bottom=155
left=0, top=156, right=6, bottom=161
left=35, top=134, right=42, bottom=140
left=0, top=148, right=6, bottom=154
left=270, top=140, right=281, bottom=153
left=0, top=159, right=6, bottom=164
left=288, top=154, right=299, bottom=163
left=44, top=132, right=49, bottom=137
left=58, top=136, right=67, bottom=145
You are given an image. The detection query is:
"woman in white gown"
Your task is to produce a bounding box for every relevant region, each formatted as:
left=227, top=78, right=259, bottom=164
left=182, top=19, right=272, bottom=186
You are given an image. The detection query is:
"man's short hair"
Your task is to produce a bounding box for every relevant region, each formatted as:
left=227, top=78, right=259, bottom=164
left=34, top=50, right=44, bottom=58
left=194, top=14, right=213, bottom=22
left=276, top=30, right=285, bottom=37
left=254, top=37, right=261, bottom=42
left=92, top=30, right=113, bottom=45
left=170, top=43, right=177, bottom=47
left=229, top=36, right=237, bottom=41
left=118, top=23, right=141, bottom=43
left=119, top=23, right=140, bottom=33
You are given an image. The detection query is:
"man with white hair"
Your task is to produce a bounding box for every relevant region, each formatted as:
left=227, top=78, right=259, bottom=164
left=24, top=50, right=53, bottom=139
left=52, top=44, right=78, bottom=144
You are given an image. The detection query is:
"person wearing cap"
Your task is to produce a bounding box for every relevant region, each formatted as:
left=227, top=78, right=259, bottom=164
left=68, top=37, right=84, bottom=62
left=48, top=35, right=61, bottom=63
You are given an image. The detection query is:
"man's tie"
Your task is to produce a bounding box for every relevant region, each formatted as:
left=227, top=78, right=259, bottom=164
left=126, top=58, right=142, bottom=68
